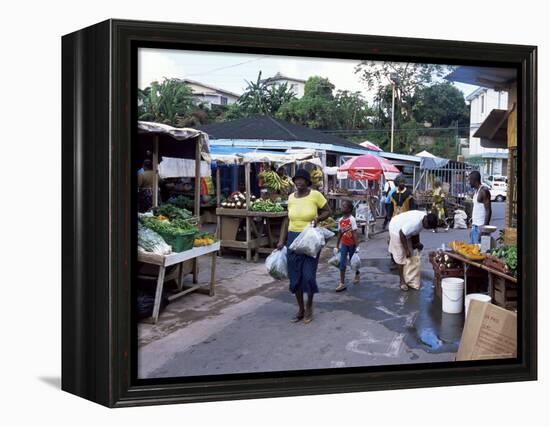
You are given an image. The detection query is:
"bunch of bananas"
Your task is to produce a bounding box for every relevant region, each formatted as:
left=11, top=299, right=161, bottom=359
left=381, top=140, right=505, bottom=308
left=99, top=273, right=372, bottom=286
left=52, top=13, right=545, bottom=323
left=311, top=167, right=323, bottom=188
left=259, top=170, right=291, bottom=192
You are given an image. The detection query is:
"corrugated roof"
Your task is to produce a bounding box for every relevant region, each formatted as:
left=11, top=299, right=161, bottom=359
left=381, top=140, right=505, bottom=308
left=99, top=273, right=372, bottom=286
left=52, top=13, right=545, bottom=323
left=445, top=66, right=517, bottom=90
left=198, top=116, right=369, bottom=152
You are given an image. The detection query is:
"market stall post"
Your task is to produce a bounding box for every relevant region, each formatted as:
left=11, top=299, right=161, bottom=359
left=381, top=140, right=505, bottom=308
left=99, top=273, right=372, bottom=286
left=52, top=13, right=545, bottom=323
left=152, top=135, right=159, bottom=207
left=193, top=140, right=201, bottom=282
left=216, top=166, right=222, bottom=250
left=245, top=162, right=252, bottom=262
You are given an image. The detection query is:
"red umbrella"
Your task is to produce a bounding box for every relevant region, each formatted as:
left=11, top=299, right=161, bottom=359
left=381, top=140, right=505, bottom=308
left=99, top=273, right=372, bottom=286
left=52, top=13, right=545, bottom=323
left=338, top=154, right=400, bottom=181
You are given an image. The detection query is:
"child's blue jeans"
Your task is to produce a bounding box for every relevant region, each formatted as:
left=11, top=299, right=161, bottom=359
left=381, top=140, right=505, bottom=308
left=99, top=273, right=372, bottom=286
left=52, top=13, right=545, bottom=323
left=339, top=244, right=357, bottom=272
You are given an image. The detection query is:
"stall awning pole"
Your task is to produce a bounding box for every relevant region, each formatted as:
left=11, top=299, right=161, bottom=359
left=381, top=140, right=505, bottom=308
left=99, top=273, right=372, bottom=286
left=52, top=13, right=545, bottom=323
left=194, top=139, right=201, bottom=218
left=152, top=135, right=159, bottom=207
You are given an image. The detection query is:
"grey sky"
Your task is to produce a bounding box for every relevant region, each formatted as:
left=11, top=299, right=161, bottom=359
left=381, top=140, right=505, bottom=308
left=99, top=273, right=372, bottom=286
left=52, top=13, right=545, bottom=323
left=138, top=47, right=480, bottom=101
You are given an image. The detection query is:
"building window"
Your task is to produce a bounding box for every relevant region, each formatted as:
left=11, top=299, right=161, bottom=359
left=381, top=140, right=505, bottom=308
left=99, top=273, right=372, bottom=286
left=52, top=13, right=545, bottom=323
left=220, top=96, right=228, bottom=105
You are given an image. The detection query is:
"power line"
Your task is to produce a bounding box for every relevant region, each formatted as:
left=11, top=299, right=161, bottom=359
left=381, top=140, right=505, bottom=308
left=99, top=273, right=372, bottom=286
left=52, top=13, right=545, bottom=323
left=184, top=56, right=271, bottom=77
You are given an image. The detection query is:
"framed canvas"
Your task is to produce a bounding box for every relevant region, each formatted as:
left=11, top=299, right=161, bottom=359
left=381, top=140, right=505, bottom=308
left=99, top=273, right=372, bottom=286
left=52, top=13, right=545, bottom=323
left=62, top=19, right=537, bottom=407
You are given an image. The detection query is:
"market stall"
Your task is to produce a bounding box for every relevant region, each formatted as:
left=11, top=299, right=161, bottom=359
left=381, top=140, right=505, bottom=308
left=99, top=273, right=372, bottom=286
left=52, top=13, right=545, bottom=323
left=430, top=241, right=517, bottom=311
left=137, top=122, right=220, bottom=322
left=333, top=154, right=400, bottom=233
left=211, top=148, right=320, bottom=261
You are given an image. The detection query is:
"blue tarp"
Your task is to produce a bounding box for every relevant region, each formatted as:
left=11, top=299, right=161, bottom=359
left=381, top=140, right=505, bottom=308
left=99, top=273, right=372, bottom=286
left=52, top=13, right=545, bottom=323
left=419, top=156, right=450, bottom=170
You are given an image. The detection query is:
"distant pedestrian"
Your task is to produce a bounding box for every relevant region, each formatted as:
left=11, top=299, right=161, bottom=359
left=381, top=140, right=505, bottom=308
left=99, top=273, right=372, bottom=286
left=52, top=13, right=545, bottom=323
left=335, top=200, right=361, bottom=292
left=277, top=169, right=331, bottom=324
left=391, top=175, right=415, bottom=216
left=383, top=179, right=396, bottom=229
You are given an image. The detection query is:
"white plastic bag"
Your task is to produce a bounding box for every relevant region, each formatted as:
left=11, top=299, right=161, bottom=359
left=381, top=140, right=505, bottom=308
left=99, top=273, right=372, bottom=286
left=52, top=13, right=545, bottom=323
left=328, top=248, right=340, bottom=268
left=289, top=226, right=334, bottom=258
left=350, top=250, right=361, bottom=272
left=265, top=247, right=288, bottom=280
left=453, top=209, right=467, bottom=229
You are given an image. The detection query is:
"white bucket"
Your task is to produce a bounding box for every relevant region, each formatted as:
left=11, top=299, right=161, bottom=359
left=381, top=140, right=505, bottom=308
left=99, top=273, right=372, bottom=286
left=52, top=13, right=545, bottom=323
left=465, top=293, right=492, bottom=318
left=441, top=277, right=464, bottom=314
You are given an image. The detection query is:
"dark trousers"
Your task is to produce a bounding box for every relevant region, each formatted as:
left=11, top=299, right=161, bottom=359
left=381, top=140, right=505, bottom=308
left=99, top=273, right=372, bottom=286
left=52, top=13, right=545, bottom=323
left=383, top=202, right=392, bottom=228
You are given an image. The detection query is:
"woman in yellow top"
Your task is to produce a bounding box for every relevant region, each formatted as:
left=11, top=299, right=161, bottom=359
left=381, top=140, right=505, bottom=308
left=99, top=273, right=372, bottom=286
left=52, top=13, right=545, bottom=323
left=277, top=169, right=331, bottom=323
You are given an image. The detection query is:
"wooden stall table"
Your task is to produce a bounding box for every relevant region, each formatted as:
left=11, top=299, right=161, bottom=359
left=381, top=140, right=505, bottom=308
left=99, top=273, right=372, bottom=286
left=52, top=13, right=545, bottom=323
left=138, top=241, right=220, bottom=323
left=216, top=208, right=267, bottom=262
left=249, top=211, right=288, bottom=257
left=444, top=250, right=518, bottom=309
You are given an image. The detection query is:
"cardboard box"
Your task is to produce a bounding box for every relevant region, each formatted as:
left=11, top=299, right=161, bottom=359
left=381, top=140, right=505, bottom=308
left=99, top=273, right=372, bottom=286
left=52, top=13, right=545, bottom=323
left=456, top=300, right=517, bottom=361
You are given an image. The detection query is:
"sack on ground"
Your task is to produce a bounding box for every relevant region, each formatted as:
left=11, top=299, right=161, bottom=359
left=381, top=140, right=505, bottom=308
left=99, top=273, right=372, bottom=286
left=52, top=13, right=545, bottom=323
left=454, top=209, right=468, bottom=229
left=265, top=247, right=288, bottom=280
left=289, top=226, right=333, bottom=258
left=350, top=250, right=361, bottom=271
left=403, top=255, right=421, bottom=289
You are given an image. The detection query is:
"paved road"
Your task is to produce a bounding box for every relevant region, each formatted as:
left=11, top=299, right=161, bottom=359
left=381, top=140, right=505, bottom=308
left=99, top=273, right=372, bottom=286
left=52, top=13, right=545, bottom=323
left=138, top=203, right=505, bottom=379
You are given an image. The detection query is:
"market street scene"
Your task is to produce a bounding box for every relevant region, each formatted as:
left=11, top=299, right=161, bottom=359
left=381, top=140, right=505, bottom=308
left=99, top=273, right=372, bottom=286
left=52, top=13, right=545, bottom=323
left=136, top=50, right=518, bottom=379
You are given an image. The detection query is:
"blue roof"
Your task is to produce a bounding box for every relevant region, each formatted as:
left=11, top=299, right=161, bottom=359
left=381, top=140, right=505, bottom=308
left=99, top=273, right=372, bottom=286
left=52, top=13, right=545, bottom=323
left=209, top=146, right=282, bottom=156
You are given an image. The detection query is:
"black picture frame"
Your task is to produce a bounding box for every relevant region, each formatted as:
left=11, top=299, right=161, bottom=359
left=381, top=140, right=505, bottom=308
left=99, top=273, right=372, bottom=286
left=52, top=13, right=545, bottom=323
left=62, top=19, right=537, bottom=408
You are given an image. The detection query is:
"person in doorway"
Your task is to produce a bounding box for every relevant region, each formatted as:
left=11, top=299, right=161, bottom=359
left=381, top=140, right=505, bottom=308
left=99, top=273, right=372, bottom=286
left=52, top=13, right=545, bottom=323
left=383, top=179, right=396, bottom=229
left=335, top=200, right=361, bottom=292
left=277, top=169, right=331, bottom=324
left=469, top=171, right=492, bottom=243
left=388, top=210, right=438, bottom=291
left=391, top=175, right=416, bottom=217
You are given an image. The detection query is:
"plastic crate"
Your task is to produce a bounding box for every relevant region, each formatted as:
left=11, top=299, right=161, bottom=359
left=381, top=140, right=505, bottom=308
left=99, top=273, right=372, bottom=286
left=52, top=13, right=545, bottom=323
left=158, top=230, right=197, bottom=252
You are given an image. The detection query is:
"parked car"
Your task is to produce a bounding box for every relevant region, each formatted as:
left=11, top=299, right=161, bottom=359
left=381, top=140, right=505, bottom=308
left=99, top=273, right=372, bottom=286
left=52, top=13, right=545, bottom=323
left=485, top=175, right=508, bottom=191
left=489, top=187, right=507, bottom=202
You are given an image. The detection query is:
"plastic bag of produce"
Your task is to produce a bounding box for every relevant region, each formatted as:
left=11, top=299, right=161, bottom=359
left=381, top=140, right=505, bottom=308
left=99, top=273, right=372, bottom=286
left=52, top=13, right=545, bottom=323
left=350, top=250, right=361, bottom=272
left=138, top=224, right=172, bottom=255
left=265, top=247, right=288, bottom=280
left=289, top=226, right=333, bottom=258
left=453, top=209, right=468, bottom=229
left=328, top=247, right=340, bottom=268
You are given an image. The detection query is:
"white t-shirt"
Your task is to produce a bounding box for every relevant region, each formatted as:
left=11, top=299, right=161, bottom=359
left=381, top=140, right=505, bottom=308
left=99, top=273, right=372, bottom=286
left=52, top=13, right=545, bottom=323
left=389, top=210, right=426, bottom=237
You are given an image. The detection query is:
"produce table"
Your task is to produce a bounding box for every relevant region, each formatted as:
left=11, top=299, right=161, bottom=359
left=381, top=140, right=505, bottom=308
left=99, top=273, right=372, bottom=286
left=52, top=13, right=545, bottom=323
left=444, top=251, right=517, bottom=310
left=138, top=241, right=220, bottom=323
left=216, top=208, right=287, bottom=261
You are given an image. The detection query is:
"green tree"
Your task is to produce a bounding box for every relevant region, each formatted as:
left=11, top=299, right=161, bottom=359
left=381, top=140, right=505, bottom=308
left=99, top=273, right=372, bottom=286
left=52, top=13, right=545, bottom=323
left=334, top=90, right=373, bottom=129
left=412, top=82, right=469, bottom=130
left=138, top=78, right=195, bottom=126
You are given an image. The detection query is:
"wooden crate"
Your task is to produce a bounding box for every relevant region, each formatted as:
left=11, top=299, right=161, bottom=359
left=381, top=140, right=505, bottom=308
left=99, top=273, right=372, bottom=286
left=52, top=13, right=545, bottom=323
left=493, top=275, right=518, bottom=309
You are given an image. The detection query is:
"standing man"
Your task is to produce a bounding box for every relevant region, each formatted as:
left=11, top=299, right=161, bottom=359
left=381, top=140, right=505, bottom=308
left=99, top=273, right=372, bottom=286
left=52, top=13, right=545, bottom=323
left=469, top=171, right=492, bottom=244
left=391, top=175, right=416, bottom=217
left=383, top=179, right=396, bottom=229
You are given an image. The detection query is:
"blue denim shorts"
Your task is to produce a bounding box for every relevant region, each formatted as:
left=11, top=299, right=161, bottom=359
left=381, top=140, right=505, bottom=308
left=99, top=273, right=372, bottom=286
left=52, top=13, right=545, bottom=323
left=339, top=244, right=357, bottom=272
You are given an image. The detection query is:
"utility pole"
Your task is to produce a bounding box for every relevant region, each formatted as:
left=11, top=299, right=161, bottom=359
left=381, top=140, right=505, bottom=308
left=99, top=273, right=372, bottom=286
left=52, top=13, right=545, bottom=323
left=389, top=72, right=399, bottom=153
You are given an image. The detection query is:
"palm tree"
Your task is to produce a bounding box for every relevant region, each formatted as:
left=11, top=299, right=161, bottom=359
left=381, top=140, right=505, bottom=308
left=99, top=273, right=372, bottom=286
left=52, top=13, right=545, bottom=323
left=138, top=78, right=195, bottom=126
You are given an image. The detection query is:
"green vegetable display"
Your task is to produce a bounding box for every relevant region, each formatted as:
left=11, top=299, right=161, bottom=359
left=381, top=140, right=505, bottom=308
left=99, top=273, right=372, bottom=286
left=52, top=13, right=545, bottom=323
left=153, top=203, right=192, bottom=220
left=490, top=245, right=518, bottom=272
left=249, top=199, right=285, bottom=212
left=141, top=216, right=198, bottom=237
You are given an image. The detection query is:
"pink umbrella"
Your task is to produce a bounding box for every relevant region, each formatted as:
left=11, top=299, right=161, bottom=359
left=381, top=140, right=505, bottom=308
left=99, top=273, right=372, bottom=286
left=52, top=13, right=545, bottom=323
left=338, top=154, right=400, bottom=181
left=359, top=140, right=383, bottom=152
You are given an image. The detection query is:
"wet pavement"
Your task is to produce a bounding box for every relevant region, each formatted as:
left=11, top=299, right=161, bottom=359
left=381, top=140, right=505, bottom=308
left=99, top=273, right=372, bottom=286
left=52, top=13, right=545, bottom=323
left=138, top=203, right=505, bottom=379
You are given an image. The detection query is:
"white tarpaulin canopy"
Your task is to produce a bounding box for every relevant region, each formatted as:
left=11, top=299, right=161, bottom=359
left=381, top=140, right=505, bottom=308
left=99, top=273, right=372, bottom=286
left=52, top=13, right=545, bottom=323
left=416, top=150, right=437, bottom=158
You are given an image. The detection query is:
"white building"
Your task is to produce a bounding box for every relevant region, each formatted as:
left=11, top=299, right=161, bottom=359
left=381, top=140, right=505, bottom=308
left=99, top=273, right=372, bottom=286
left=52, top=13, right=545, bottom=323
left=262, top=72, right=306, bottom=98
left=466, top=87, right=509, bottom=177
left=177, top=79, right=240, bottom=107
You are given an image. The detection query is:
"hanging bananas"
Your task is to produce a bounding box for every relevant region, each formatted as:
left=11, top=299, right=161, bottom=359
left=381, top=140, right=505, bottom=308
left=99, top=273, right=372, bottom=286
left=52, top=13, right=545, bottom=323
left=259, top=170, right=291, bottom=192
left=311, top=167, right=323, bottom=188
